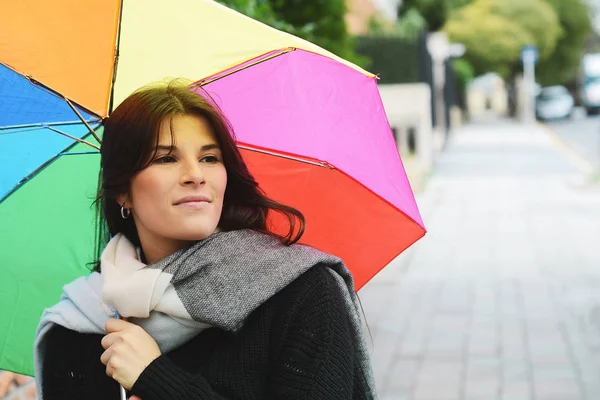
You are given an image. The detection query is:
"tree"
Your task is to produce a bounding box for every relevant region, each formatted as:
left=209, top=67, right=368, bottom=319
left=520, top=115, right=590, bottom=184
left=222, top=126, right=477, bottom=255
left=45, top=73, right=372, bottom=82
left=443, top=0, right=561, bottom=79
left=269, top=0, right=360, bottom=62
left=215, top=0, right=309, bottom=36
left=393, top=8, right=426, bottom=41
left=398, top=0, right=589, bottom=85
left=536, top=0, right=592, bottom=85
left=444, top=2, right=527, bottom=78
left=216, top=0, right=365, bottom=65
left=397, top=0, right=475, bottom=32
left=489, top=0, right=561, bottom=62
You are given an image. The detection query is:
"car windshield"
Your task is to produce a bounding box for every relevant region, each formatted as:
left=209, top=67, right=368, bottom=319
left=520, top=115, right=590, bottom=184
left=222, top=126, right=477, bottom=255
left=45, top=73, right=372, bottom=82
left=538, top=87, right=568, bottom=99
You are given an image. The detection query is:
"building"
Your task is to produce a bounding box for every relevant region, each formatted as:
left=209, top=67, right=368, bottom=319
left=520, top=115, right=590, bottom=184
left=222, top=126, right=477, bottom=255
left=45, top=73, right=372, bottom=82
left=345, top=0, right=399, bottom=35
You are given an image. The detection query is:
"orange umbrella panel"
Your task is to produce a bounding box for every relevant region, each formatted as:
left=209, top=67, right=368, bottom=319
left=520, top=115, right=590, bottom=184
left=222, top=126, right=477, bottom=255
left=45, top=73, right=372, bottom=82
left=0, top=0, right=121, bottom=116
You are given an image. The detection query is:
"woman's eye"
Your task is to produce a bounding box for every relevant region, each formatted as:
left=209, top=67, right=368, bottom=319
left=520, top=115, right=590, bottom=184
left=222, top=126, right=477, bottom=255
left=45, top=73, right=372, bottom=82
left=154, top=155, right=176, bottom=164
left=201, top=155, right=221, bottom=163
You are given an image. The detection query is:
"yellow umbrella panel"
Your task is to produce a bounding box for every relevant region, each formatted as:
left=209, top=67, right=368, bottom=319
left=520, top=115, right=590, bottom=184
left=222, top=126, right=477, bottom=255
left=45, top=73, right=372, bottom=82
left=0, top=0, right=373, bottom=118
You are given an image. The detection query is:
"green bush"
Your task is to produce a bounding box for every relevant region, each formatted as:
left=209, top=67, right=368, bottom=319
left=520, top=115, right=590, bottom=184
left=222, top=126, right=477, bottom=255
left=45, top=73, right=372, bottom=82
left=355, top=36, right=420, bottom=84
left=451, top=58, right=475, bottom=92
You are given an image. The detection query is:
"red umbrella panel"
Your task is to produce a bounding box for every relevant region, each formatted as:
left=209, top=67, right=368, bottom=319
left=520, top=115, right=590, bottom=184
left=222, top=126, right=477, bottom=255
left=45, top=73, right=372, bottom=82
left=198, top=48, right=426, bottom=289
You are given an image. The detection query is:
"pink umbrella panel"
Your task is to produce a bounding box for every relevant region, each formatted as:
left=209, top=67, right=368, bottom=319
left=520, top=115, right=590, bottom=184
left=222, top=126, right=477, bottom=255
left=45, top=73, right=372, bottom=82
left=197, top=48, right=425, bottom=289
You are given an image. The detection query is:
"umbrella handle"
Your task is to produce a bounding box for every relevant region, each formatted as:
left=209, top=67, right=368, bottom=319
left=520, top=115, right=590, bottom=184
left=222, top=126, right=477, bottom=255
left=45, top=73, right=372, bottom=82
left=119, top=385, right=127, bottom=400
left=114, top=311, right=128, bottom=400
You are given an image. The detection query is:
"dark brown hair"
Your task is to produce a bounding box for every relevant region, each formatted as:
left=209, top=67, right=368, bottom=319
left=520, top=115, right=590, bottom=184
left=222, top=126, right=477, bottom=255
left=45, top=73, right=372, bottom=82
left=92, top=79, right=304, bottom=271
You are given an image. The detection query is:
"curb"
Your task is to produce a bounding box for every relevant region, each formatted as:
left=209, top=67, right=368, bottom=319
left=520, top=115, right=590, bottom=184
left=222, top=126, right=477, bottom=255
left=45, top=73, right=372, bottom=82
left=536, top=121, right=597, bottom=175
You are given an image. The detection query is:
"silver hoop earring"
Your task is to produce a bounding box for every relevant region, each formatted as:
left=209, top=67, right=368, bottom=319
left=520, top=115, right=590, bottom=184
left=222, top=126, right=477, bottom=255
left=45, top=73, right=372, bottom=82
left=120, top=206, right=130, bottom=219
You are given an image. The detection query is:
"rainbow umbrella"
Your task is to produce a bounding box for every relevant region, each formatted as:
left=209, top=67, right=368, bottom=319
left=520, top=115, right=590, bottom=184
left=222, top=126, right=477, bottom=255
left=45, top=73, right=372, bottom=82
left=0, top=0, right=425, bottom=376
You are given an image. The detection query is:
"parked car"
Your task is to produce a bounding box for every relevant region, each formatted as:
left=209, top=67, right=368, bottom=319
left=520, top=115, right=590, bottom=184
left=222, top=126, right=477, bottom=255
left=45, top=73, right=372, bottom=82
left=577, top=53, right=600, bottom=114
left=535, top=85, right=574, bottom=121
left=581, top=78, right=600, bottom=115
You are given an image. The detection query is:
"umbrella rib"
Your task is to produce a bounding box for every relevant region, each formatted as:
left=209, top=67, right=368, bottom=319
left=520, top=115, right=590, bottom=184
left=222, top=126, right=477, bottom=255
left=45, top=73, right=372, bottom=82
left=17, top=72, right=101, bottom=119
left=195, top=48, right=295, bottom=87
left=237, top=144, right=332, bottom=168
left=64, top=97, right=102, bottom=144
left=0, top=120, right=102, bottom=131
left=108, top=0, right=125, bottom=115
left=61, top=151, right=100, bottom=156
left=46, top=126, right=101, bottom=150
left=0, top=62, right=103, bottom=131
left=0, top=151, right=95, bottom=204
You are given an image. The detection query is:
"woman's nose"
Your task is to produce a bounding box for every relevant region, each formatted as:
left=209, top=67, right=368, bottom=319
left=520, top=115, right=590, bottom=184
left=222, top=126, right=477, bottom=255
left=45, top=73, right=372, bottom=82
left=180, top=160, right=205, bottom=185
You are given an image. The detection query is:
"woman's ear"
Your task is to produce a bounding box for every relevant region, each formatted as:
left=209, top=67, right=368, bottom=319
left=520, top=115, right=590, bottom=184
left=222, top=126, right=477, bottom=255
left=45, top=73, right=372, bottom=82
left=117, top=194, right=129, bottom=209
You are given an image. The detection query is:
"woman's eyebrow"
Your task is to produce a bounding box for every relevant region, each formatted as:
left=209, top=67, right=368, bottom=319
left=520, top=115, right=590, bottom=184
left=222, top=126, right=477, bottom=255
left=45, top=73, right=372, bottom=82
left=155, top=144, right=220, bottom=151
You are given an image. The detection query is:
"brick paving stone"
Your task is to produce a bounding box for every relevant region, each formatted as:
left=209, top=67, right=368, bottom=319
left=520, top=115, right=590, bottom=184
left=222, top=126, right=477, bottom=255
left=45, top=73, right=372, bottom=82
left=388, top=359, right=421, bottom=392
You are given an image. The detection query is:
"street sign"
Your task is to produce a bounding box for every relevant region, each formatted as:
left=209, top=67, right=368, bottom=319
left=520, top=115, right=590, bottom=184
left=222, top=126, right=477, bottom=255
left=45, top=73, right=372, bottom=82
left=520, top=44, right=539, bottom=65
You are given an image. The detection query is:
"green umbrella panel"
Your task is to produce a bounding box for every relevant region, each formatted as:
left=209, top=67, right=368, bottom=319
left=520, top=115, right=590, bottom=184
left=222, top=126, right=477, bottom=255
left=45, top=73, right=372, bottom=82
left=0, top=128, right=102, bottom=376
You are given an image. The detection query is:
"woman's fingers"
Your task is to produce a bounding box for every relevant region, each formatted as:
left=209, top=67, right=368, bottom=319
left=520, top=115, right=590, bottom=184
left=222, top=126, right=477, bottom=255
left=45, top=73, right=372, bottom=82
left=0, top=372, right=16, bottom=397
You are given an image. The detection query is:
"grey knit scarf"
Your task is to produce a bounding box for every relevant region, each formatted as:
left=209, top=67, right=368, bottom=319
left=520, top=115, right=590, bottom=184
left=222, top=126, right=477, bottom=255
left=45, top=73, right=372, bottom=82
left=34, top=229, right=375, bottom=398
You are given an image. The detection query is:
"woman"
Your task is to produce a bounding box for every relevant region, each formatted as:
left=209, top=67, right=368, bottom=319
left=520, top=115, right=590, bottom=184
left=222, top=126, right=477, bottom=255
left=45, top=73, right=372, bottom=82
left=34, top=81, right=375, bottom=399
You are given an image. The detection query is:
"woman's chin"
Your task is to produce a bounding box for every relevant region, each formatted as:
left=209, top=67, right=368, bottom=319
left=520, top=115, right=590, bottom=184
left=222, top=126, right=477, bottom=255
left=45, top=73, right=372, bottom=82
left=171, top=228, right=219, bottom=242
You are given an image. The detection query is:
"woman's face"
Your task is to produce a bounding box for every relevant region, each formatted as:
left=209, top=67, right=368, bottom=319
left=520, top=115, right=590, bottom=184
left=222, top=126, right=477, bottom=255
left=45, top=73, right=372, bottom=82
left=119, top=114, right=227, bottom=263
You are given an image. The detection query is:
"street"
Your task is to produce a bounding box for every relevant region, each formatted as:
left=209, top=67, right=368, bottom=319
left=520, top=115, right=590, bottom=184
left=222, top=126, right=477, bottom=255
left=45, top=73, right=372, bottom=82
left=543, top=110, right=600, bottom=172
left=360, top=116, right=600, bottom=400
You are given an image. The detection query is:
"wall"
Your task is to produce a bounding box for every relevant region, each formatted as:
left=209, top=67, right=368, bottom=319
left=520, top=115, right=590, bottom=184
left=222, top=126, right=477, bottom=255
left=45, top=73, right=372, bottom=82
left=378, top=83, right=435, bottom=192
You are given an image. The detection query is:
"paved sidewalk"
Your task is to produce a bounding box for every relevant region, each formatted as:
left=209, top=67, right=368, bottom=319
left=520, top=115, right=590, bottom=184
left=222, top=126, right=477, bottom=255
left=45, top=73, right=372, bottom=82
left=360, top=117, right=600, bottom=400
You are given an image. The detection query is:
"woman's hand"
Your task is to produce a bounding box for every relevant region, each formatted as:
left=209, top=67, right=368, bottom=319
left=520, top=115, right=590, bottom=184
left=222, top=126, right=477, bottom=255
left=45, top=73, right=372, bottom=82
left=0, top=371, right=34, bottom=398
left=0, top=371, right=16, bottom=397
left=100, top=318, right=162, bottom=390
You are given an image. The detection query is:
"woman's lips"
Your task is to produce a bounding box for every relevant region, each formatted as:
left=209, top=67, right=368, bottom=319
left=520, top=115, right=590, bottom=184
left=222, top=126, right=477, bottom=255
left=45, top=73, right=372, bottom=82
left=174, top=195, right=211, bottom=208
left=175, top=200, right=209, bottom=209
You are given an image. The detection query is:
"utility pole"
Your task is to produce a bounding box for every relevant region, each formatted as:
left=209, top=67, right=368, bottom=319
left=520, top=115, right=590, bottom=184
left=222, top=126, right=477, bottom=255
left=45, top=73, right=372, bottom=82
left=520, top=44, right=539, bottom=123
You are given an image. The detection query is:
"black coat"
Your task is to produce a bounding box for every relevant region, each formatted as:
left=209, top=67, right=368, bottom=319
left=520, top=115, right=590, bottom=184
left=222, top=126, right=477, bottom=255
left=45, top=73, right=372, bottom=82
left=40, top=266, right=373, bottom=399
